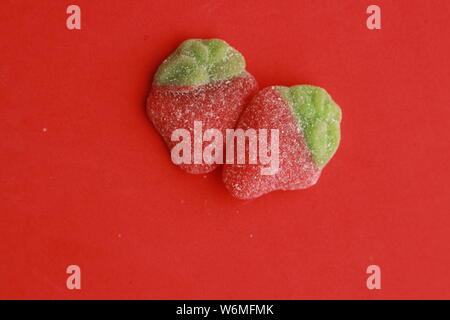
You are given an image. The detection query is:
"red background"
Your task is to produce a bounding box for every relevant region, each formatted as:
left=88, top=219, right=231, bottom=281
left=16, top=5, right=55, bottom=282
left=1, top=0, right=450, bottom=299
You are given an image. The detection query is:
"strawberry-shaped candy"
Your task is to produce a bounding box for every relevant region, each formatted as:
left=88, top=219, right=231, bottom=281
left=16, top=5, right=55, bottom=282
left=223, top=85, right=342, bottom=199
left=147, top=39, right=258, bottom=174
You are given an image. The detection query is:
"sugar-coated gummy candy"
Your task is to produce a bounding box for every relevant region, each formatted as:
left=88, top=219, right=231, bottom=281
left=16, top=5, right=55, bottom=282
left=147, top=39, right=258, bottom=174
left=223, top=85, right=342, bottom=199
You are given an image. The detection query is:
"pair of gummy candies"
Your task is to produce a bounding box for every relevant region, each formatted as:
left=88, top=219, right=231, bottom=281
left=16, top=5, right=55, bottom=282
left=147, top=39, right=342, bottom=199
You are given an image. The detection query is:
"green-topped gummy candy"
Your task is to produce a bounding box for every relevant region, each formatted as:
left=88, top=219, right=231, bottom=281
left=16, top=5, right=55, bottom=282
left=223, top=85, right=342, bottom=199
left=147, top=39, right=258, bottom=174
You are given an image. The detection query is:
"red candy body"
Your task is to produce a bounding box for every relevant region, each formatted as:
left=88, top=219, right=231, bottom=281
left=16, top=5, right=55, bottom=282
left=147, top=75, right=258, bottom=174
left=223, top=87, right=321, bottom=199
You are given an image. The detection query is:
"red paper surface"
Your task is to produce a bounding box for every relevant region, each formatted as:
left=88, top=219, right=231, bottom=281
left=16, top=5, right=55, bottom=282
left=1, top=0, right=450, bottom=299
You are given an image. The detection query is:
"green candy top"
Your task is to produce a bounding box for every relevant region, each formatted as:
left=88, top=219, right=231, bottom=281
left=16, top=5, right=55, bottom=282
left=276, top=85, right=342, bottom=168
left=154, top=39, right=247, bottom=86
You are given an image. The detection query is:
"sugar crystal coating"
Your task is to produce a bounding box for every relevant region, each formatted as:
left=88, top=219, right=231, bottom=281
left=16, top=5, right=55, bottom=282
left=276, top=85, right=342, bottom=168
left=154, top=39, right=246, bottom=87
